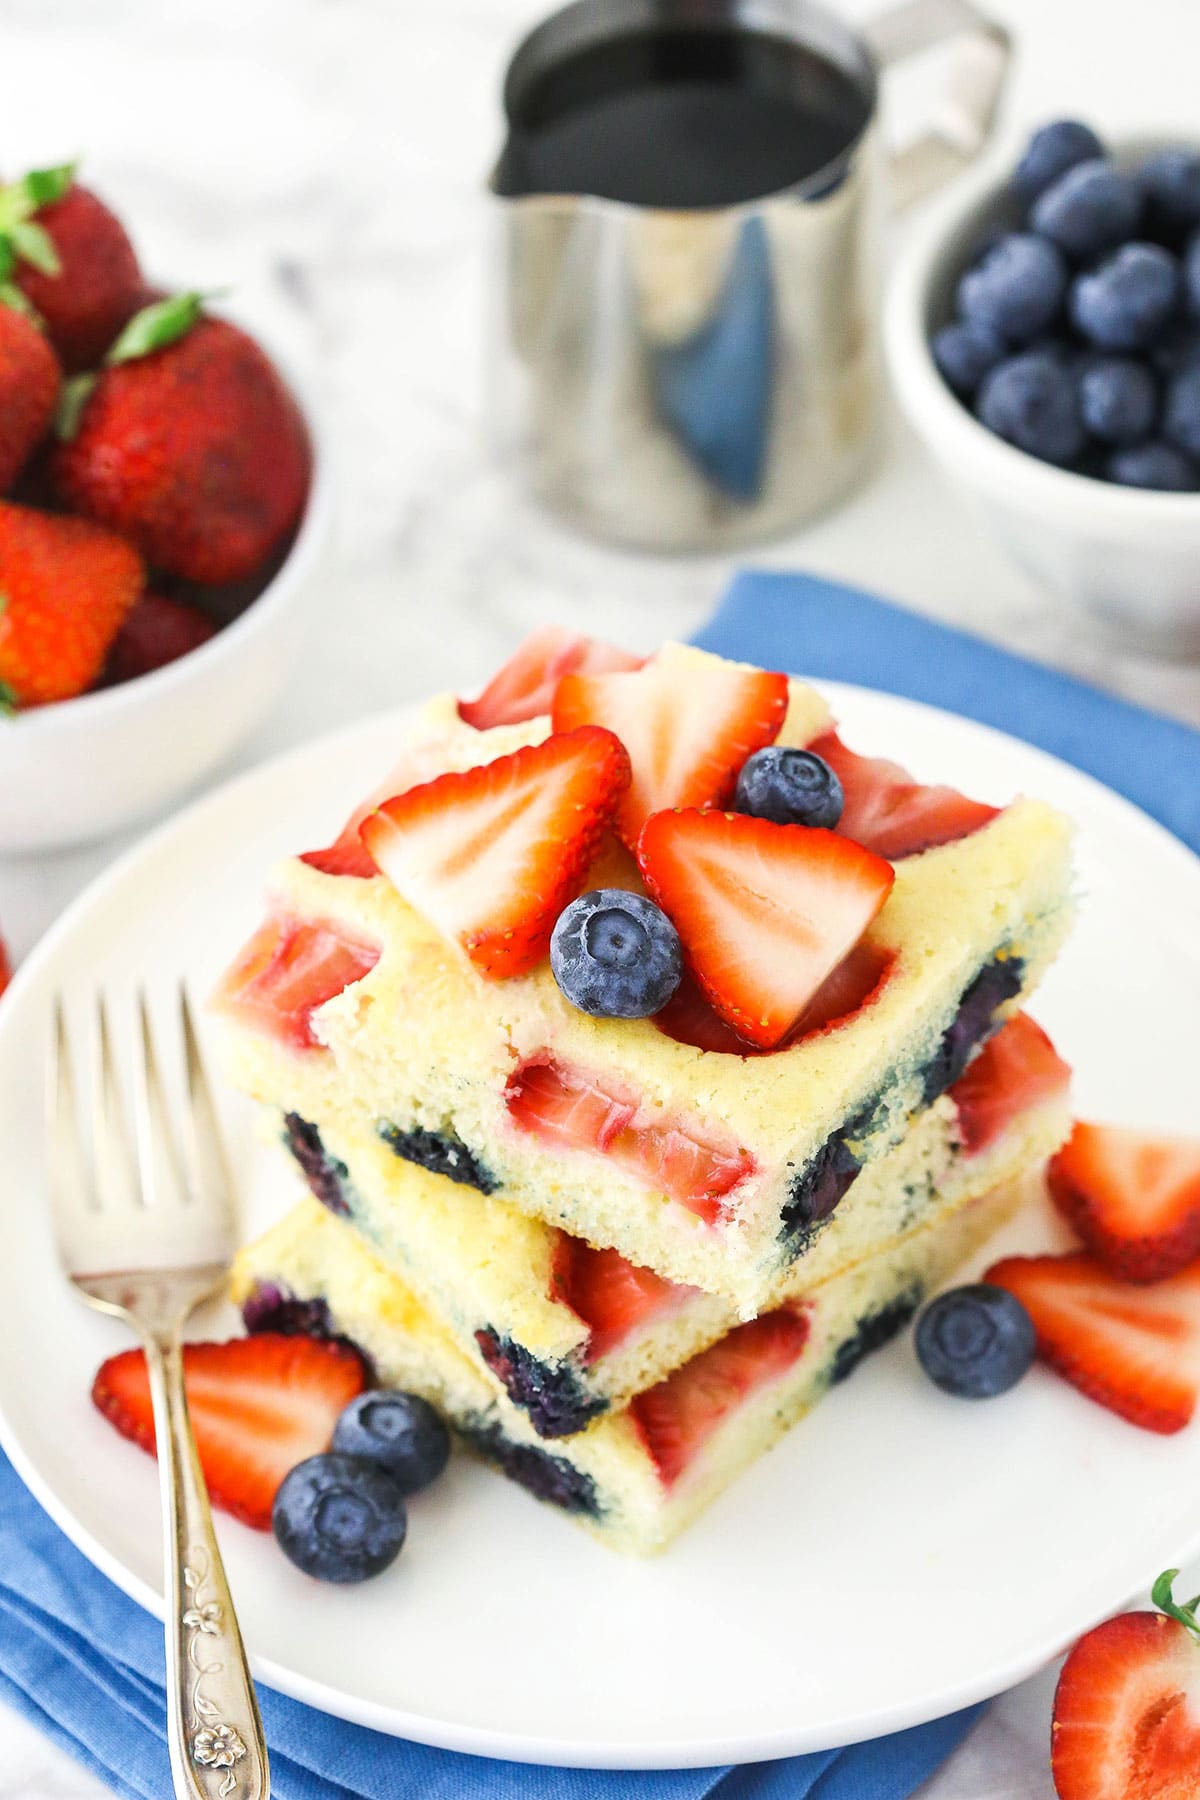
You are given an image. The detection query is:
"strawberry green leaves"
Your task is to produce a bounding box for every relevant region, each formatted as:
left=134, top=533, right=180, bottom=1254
left=55, top=292, right=210, bottom=441
left=0, top=164, right=77, bottom=279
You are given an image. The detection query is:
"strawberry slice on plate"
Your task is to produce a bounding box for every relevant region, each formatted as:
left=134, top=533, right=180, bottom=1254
left=985, top=1251, right=1200, bottom=1434
left=212, top=913, right=381, bottom=1051
left=92, top=1334, right=366, bottom=1529
left=809, top=730, right=999, bottom=860
left=1052, top=1570, right=1200, bottom=1800
left=950, top=1012, right=1071, bottom=1155
left=553, top=646, right=788, bottom=849
left=360, top=726, right=630, bottom=978
left=637, top=808, right=894, bottom=1051
left=458, top=625, right=644, bottom=729
left=631, top=1310, right=810, bottom=1487
left=553, top=1236, right=688, bottom=1363
left=1049, top=1124, right=1200, bottom=1284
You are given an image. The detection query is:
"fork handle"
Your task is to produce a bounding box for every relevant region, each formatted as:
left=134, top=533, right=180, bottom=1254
left=146, top=1335, right=270, bottom=1800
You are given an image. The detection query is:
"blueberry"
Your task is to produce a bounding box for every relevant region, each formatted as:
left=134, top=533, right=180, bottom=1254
left=1184, top=231, right=1200, bottom=320
left=1077, top=356, right=1157, bottom=443
left=333, top=1390, right=451, bottom=1494
left=1150, top=314, right=1200, bottom=374
left=1140, top=148, right=1200, bottom=239
left=957, top=234, right=1068, bottom=344
left=1105, top=441, right=1198, bottom=490
left=930, top=319, right=1007, bottom=396
left=1011, top=120, right=1105, bottom=206
left=1030, top=160, right=1142, bottom=262
left=1070, top=243, right=1180, bottom=351
left=977, top=350, right=1086, bottom=466
left=915, top=1284, right=1035, bottom=1398
left=272, top=1453, right=407, bottom=1583
left=550, top=889, right=682, bottom=1019
left=1106, top=441, right=1198, bottom=490
left=1163, top=364, right=1200, bottom=459
left=734, top=746, right=843, bottom=829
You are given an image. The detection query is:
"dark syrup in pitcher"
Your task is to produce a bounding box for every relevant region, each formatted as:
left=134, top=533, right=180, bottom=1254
left=495, top=25, right=870, bottom=210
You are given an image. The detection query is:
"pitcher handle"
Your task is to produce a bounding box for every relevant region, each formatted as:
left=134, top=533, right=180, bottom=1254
left=863, top=0, right=1013, bottom=209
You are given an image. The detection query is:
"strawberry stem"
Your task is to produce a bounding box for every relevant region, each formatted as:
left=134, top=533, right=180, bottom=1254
left=1152, top=1570, right=1200, bottom=1637
left=104, top=291, right=207, bottom=367
left=54, top=374, right=96, bottom=442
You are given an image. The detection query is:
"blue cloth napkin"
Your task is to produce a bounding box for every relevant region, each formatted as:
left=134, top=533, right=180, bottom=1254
left=10, top=564, right=1198, bottom=1799
left=697, top=570, right=1200, bottom=856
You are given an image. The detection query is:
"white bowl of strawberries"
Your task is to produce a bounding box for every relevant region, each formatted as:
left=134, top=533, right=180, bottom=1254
left=0, top=163, right=331, bottom=852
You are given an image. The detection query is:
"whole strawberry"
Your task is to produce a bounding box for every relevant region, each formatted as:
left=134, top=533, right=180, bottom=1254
left=52, top=293, right=311, bottom=584
left=0, top=500, right=143, bottom=706
left=0, top=165, right=144, bottom=371
left=0, top=300, right=59, bottom=492
left=106, top=591, right=216, bottom=685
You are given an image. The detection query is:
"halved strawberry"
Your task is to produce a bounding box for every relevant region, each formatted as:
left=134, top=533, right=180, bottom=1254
left=552, top=1235, right=688, bottom=1363
left=360, top=727, right=629, bottom=978
left=506, top=1058, right=755, bottom=1223
left=637, top=808, right=894, bottom=1051
left=91, top=1334, right=366, bottom=1529
left=1049, top=1124, right=1200, bottom=1285
left=212, top=912, right=381, bottom=1051
left=985, top=1251, right=1200, bottom=1433
left=810, top=730, right=999, bottom=860
left=950, top=1012, right=1071, bottom=1155
left=630, top=1310, right=809, bottom=1487
left=458, top=625, right=644, bottom=729
left=553, top=646, right=789, bottom=848
left=1052, top=1572, right=1200, bottom=1800
left=653, top=941, right=896, bottom=1055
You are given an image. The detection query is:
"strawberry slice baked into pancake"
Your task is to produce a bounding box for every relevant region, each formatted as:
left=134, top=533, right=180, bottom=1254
left=212, top=636, right=1075, bottom=1316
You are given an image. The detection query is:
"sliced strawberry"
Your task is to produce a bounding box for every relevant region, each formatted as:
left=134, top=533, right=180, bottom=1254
left=301, top=744, right=450, bottom=879
left=1049, top=1124, right=1200, bottom=1285
left=553, top=647, right=789, bottom=849
left=637, top=808, right=894, bottom=1051
left=810, top=730, right=999, bottom=860
left=212, top=912, right=381, bottom=1050
left=553, top=1235, right=689, bottom=1363
left=630, top=1310, right=809, bottom=1486
left=92, top=1334, right=366, bottom=1529
left=652, top=943, right=896, bottom=1056
left=505, top=1058, right=755, bottom=1223
left=459, top=626, right=644, bottom=729
left=950, top=1012, right=1071, bottom=1155
left=985, top=1252, right=1200, bottom=1433
left=0, top=935, right=10, bottom=998
left=1052, top=1589, right=1200, bottom=1800
left=359, top=726, right=629, bottom=978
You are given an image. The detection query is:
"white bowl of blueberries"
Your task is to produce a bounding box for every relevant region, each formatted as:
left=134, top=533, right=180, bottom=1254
left=886, top=119, right=1200, bottom=656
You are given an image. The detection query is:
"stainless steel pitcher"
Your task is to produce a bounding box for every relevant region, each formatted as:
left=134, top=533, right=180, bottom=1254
left=487, top=0, right=1011, bottom=550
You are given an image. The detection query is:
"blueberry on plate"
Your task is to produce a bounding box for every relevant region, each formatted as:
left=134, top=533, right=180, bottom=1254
left=1030, top=160, right=1143, bottom=262
left=977, top=349, right=1086, bottom=466
left=1070, top=243, right=1181, bottom=351
left=272, top=1453, right=407, bottom=1583
left=1011, top=119, right=1105, bottom=207
left=1140, top=147, right=1200, bottom=240
left=551, top=889, right=683, bottom=1019
left=333, top=1389, right=451, bottom=1495
left=734, top=746, right=843, bottom=830
left=957, top=234, right=1068, bottom=345
left=930, top=319, right=1007, bottom=396
left=915, top=1283, right=1036, bottom=1398
left=1106, top=441, right=1198, bottom=490
left=1077, top=355, right=1158, bottom=444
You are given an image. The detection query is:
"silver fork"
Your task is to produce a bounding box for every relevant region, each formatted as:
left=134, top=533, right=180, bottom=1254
left=48, top=990, right=269, bottom=1800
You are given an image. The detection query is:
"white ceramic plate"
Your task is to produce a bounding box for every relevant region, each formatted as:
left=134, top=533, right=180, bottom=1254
left=2, top=683, right=1199, bottom=1770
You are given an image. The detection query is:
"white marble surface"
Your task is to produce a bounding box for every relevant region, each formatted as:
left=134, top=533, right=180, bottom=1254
left=2, top=0, right=1200, bottom=1794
